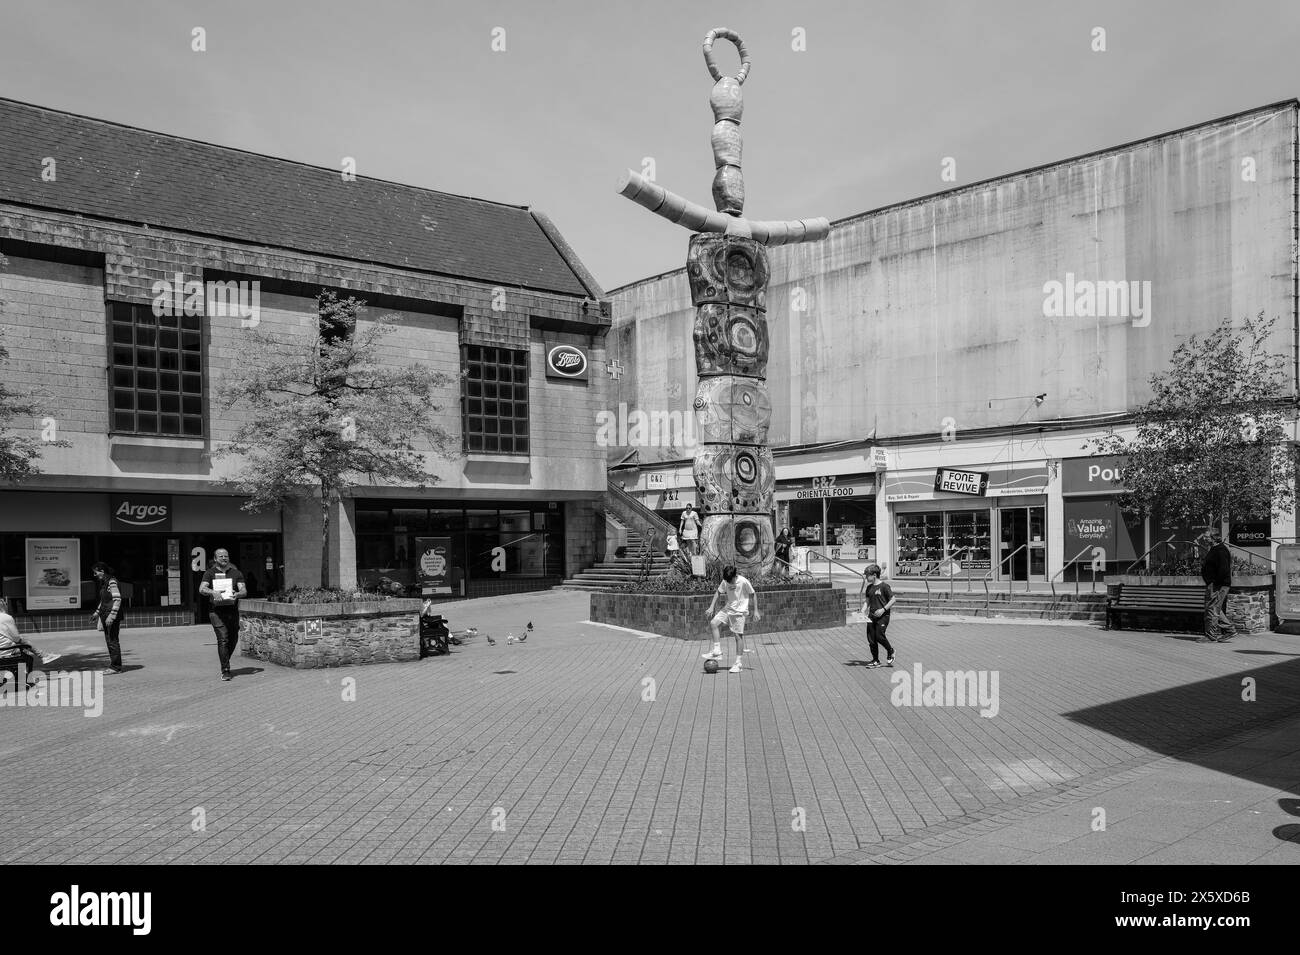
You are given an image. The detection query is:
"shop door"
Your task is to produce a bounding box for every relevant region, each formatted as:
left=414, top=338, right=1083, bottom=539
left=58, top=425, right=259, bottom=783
left=998, top=506, right=1047, bottom=581
left=999, top=508, right=1027, bottom=581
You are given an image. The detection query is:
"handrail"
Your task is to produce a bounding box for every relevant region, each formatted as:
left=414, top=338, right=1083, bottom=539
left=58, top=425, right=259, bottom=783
left=805, top=549, right=868, bottom=585
left=999, top=543, right=1030, bottom=594
left=922, top=546, right=974, bottom=612
left=1224, top=539, right=1276, bottom=567
left=1123, top=533, right=1178, bottom=576
left=1049, top=544, right=1101, bottom=620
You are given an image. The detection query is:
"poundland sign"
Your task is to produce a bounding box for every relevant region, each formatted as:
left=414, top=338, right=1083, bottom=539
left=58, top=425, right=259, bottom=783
left=109, top=494, right=172, bottom=531
left=1062, top=455, right=1129, bottom=494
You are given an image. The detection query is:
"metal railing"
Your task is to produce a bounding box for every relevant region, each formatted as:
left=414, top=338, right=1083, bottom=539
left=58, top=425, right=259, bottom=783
left=1123, top=533, right=1179, bottom=576
left=920, top=546, right=975, bottom=614
left=805, top=550, right=868, bottom=588
left=1049, top=544, right=1103, bottom=620
left=998, top=543, right=1031, bottom=594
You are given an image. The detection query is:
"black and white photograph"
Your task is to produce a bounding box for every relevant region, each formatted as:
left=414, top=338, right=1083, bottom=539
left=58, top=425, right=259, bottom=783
left=0, top=0, right=1294, bottom=928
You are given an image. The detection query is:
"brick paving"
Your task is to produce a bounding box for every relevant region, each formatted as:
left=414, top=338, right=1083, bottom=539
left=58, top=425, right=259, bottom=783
left=2, top=590, right=1298, bottom=865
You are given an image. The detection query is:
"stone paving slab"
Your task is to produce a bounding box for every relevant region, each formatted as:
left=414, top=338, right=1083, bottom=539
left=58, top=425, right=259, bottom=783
left=1, top=590, right=1298, bottom=864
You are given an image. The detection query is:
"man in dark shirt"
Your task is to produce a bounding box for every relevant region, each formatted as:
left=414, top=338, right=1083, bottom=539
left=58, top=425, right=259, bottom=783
left=90, top=562, right=124, bottom=674
left=200, top=548, right=248, bottom=681
left=1200, top=529, right=1234, bottom=640
left=861, top=563, right=897, bottom=667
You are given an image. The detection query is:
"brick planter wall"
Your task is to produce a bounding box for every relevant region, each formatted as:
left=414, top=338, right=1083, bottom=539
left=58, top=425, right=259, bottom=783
left=590, top=586, right=845, bottom=640
left=241, top=599, right=421, bottom=668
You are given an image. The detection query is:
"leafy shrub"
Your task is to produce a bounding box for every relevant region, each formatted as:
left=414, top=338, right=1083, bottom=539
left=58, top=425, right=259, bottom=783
left=1141, top=554, right=1273, bottom=577
left=262, top=586, right=401, bottom=604
left=612, top=569, right=827, bottom=594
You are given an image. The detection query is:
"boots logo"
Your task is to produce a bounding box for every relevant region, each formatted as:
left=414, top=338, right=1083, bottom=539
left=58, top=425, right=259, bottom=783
left=545, top=344, right=589, bottom=380
left=110, top=495, right=172, bottom=529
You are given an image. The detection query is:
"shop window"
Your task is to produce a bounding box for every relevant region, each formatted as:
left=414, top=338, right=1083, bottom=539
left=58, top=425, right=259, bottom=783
left=946, top=510, right=992, bottom=573
left=895, top=512, right=945, bottom=576
left=789, top=500, right=824, bottom=547
left=108, top=302, right=204, bottom=437
left=825, top=500, right=877, bottom=556
left=462, top=345, right=529, bottom=454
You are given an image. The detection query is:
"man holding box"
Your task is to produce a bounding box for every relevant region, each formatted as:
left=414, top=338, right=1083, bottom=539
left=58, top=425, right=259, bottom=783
left=200, top=548, right=247, bottom=681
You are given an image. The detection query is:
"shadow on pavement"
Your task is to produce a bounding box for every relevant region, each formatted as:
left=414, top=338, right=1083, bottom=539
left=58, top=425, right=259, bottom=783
left=1064, top=654, right=1300, bottom=809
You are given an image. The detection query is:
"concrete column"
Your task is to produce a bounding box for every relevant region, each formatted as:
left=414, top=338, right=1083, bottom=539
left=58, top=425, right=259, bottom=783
left=335, top=497, right=357, bottom=590
left=876, top=475, right=893, bottom=576
left=1046, top=459, right=1065, bottom=580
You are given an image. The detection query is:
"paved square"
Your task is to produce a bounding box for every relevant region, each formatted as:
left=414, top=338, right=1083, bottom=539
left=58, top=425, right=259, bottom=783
left=2, top=591, right=1298, bottom=865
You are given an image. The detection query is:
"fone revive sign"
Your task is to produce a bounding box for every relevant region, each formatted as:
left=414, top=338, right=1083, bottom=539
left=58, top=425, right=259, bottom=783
left=934, top=468, right=988, bottom=497
left=109, top=494, right=172, bottom=531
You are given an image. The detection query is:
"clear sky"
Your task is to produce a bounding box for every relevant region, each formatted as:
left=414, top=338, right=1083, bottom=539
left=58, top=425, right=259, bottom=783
left=1, top=0, right=1297, bottom=291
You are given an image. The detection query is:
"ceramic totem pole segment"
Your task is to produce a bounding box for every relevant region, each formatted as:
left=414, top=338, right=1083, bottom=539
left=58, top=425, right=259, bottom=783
left=694, top=378, right=771, bottom=444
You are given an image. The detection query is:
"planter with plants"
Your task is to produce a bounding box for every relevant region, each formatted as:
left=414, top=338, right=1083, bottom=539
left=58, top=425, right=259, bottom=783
left=590, top=569, right=846, bottom=640
left=241, top=587, right=421, bottom=668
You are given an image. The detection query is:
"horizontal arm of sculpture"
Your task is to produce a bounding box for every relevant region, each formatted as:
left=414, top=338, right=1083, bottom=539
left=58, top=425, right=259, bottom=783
left=616, top=169, right=829, bottom=247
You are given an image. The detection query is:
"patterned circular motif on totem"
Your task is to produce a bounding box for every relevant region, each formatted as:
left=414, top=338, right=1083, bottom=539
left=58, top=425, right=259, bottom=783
left=699, top=513, right=774, bottom=575
left=687, top=233, right=769, bottom=309
left=693, top=445, right=774, bottom=513
left=693, top=377, right=771, bottom=444
left=692, top=304, right=769, bottom=377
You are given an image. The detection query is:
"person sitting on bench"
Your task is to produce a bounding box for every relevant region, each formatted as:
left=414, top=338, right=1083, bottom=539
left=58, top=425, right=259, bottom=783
left=0, top=597, right=58, bottom=688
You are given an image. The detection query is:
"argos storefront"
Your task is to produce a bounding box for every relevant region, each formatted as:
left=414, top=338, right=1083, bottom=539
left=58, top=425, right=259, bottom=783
left=0, top=490, right=281, bottom=631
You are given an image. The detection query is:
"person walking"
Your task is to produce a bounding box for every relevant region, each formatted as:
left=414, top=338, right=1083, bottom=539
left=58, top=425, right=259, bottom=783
left=199, top=548, right=248, bottom=681
left=703, top=565, right=760, bottom=673
left=1200, top=529, right=1234, bottom=641
left=90, top=562, right=124, bottom=674
left=679, top=503, right=702, bottom=557
left=774, top=527, right=792, bottom=575
left=861, top=563, right=897, bottom=667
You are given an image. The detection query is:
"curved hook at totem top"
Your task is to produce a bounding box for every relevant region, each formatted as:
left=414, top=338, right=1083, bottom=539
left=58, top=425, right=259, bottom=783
left=703, top=28, right=750, bottom=84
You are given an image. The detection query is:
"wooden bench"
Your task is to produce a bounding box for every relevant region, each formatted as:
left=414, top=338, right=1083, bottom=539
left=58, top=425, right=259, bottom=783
left=1106, top=584, right=1205, bottom=631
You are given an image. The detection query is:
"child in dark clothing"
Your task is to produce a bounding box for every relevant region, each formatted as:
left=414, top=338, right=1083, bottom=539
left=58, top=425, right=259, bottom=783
left=860, top=564, right=896, bottom=667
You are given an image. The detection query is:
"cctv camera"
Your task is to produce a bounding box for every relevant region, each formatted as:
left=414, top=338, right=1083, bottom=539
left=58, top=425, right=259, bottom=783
left=1034, top=393, right=1047, bottom=405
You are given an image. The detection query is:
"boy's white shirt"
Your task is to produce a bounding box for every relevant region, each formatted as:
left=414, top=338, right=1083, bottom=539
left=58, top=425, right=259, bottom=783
left=717, top=576, right=755, bottom=614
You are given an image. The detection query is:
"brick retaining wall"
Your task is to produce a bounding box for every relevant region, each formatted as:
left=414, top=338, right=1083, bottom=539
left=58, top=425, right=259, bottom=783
left=590, top=586, right=845, bottom=640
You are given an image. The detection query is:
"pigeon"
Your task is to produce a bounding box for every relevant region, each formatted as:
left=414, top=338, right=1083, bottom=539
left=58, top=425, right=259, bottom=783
left=485, top=633, right=496, bottom=646
left=521, top=621, right=532, bottom=642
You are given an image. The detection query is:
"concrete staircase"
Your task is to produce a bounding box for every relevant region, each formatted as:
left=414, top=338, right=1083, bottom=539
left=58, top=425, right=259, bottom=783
left=558, top=531, right=675, bottom=591
left=889, top=588, right=1108, bottom=623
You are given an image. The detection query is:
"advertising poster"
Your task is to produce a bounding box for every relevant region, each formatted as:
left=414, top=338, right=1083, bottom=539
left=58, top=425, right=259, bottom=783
left=416, top=537, right=452, bottom=596
left=26, top=537, right=81, bottom=609
left=1275, top=545, right=1300, bottom=621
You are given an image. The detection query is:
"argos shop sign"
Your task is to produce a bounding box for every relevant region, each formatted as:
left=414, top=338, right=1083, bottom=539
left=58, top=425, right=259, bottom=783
left=109, top=494, right=173, bottom=531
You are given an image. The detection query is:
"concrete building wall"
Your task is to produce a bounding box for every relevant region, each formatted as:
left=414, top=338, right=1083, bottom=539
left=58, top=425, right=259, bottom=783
left=608, top=103, right=1298, bottom=460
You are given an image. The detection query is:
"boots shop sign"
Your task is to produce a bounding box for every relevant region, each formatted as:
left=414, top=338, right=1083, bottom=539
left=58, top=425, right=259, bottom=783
left=545, top=343, right=589, bottom=381
left=109, top=494, right=172, bottom=531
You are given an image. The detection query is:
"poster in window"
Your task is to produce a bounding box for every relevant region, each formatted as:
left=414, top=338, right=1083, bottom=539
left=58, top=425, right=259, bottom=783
left=417, top=537, right=453, bottom=595
left=25, top=537, right=81, bottom=609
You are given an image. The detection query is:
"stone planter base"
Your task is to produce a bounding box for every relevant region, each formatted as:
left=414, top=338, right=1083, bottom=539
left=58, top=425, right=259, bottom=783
left=241, top=599, right=421, bottom=668
left=590, top=586, right=845, bottom=640
left=1104, top=575, right=1274, bottom=635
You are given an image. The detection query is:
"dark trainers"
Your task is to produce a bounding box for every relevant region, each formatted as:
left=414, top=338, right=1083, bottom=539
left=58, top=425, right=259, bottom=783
left=220, top=671, right=232, bottom=682
left=885, top=656, right=895, bottom=667
left=864, top=661, right=881, bottom=668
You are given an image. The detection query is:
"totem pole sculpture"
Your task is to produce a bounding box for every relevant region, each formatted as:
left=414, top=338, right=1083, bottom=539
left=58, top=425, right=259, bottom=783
left=616, top=28, right=829, bottom=577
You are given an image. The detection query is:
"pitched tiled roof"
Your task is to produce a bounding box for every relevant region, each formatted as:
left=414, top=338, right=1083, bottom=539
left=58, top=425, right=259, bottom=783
left=0, top=97, right=595, bottom=297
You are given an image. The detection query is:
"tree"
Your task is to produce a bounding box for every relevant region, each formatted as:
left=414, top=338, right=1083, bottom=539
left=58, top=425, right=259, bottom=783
left=0, top=253, right=70, bottom=482
left=216, top=291, right=457, bottom=588
left=1090, top=312, right=1297, bottom=535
